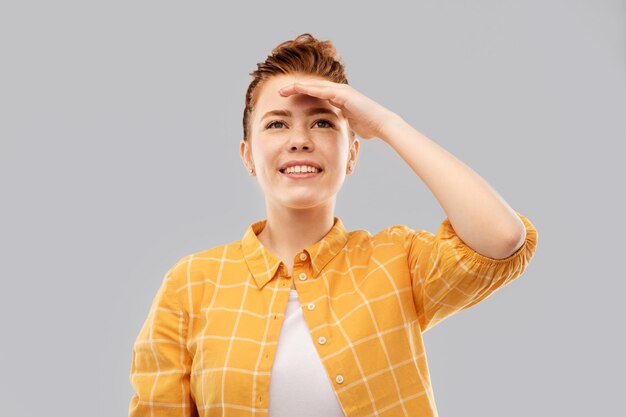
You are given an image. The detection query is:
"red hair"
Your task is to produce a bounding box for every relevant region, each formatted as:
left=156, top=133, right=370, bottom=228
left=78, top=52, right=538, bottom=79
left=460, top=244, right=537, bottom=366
left=242, top=33, right=355, bottom=142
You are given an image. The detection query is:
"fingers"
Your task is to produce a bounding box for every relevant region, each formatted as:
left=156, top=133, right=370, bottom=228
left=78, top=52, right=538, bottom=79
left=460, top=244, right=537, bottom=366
left=279, top=82, right=330, bottom=98
left=279, top=82, right=347, bottom=109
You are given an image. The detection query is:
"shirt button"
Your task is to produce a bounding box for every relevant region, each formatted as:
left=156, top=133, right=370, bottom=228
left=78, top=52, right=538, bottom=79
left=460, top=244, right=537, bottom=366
left=318, top=336, right=326, bottom=345
left=299, top=272, right=307, bottom=281
left=299, top=252, right=307, bottom=261
left=307, top=303, right=315, bottom=310
left=335, top=374, right=344, bottom=384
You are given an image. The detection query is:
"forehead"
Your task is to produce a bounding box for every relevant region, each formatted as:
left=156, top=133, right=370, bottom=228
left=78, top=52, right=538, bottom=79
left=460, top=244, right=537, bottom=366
left=254, top=74, right=331, bottom=112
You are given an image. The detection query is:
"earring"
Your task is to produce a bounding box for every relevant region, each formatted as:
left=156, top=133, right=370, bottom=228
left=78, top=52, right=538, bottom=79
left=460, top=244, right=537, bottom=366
left=249, top=168, right=254, bottom=175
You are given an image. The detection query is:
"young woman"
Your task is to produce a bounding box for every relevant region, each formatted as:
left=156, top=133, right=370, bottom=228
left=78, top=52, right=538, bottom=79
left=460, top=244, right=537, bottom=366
left=129, top=33, right=538, bottom=417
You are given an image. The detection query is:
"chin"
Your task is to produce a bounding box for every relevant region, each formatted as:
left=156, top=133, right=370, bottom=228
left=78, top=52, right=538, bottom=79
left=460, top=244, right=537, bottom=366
left=283, top=200, right=322, bottom=209
left=276, top=196, right=327, bottom=209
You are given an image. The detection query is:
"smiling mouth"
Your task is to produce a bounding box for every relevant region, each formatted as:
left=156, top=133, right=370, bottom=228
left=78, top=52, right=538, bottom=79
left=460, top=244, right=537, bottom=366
left=279, top=168, right=323, bottom=173
left=279, top=168, right=323, bottom=178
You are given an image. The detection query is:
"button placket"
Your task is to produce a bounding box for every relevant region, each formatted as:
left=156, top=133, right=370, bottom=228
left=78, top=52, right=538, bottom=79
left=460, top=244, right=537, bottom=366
left=297, top=252, right=333, bottom=377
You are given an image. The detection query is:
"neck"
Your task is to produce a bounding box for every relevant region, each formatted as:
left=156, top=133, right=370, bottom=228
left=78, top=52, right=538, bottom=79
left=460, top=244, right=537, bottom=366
left=256, top=202, right=336, bottom=263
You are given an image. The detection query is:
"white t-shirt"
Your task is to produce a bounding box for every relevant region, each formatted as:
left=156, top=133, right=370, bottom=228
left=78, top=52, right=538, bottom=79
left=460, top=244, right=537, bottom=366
left=267, top=287, right=346, bottom=416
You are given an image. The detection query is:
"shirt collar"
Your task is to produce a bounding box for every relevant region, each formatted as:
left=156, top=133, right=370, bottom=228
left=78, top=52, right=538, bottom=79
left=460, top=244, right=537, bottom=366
left=241, top=216, right=348, bottom=289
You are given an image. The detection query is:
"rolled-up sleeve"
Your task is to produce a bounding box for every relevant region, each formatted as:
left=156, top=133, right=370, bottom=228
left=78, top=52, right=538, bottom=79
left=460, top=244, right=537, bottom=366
left=392, top=211, right=538, bottom=333
left=128, top=258, right=197, bottom=417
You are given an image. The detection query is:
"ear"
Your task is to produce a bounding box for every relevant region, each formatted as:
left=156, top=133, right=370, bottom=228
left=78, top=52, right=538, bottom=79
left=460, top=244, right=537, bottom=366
left=240, top=139, right=253, bottom=167
left=349, top=138, right=360, bottom=166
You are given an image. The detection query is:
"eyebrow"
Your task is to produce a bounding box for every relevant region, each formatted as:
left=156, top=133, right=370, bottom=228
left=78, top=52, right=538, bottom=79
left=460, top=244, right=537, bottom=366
left=260, top=107, right=339, bottom=123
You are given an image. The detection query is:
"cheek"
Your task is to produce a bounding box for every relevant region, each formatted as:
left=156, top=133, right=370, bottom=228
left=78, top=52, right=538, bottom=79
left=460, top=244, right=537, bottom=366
left=329, top=149, right=349, bottom=168
left=252, top=143, right=281, bottom=168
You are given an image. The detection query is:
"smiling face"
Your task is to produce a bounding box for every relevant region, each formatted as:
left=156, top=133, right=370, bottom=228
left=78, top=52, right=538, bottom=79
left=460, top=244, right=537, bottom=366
left=240, top=73, right=359, bottom=210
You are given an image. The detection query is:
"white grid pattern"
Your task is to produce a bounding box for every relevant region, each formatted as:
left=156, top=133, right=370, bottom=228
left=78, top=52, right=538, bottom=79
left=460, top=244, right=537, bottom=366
left=129, top=213, right=538, bottom=416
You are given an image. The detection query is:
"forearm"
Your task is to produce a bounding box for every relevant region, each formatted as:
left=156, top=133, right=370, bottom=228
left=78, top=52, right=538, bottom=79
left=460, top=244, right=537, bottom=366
left=379, top=114, right=526, bottom=259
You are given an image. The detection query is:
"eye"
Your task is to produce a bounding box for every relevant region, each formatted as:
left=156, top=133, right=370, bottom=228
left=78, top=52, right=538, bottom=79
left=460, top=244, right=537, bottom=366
left=314, top=119, right=334, bottom=128
left=266, top=120, right=286, bottom=129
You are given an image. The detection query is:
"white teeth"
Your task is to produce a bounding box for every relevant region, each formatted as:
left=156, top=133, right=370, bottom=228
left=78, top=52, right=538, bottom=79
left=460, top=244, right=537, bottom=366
left=283, top=165, right=321, bottom=174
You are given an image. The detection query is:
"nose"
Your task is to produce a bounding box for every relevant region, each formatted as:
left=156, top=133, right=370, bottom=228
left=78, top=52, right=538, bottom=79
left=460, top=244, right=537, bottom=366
left=287, top=128, right=314, bottom=150
left=291, top=143, right=311, bottom=150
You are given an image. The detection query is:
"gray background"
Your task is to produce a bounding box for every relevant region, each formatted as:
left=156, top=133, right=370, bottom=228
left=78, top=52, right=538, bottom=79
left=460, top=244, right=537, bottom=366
left=1, top=1, right=624, bottom=416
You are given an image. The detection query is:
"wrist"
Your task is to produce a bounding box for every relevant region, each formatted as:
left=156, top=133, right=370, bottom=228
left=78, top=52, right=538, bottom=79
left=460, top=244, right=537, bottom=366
left=378, top=112, right=407, bottom=144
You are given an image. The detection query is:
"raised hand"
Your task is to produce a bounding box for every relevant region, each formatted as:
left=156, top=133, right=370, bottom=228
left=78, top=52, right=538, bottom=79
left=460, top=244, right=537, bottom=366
left=278, top=79, right=400, bottom=140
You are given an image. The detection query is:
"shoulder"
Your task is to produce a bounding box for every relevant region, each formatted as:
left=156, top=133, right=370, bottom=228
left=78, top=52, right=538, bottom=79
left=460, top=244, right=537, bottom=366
left=345, top=223, right=426, bottom=253
left=165, top=239, right=242, bottom=287
left=375, top=223, right=426, bottom=243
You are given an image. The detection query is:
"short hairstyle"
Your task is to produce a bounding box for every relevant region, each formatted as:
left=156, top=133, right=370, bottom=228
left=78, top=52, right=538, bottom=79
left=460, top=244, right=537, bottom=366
left=242, top=33, right=355, bottom=142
